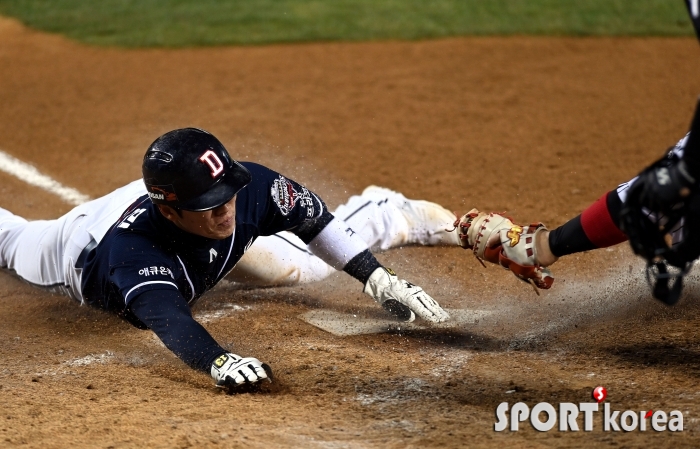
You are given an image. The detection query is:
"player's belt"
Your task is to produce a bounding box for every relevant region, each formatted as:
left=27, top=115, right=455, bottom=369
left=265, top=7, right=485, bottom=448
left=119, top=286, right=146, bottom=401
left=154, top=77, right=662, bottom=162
left=75, top=238, right=97, bottom=269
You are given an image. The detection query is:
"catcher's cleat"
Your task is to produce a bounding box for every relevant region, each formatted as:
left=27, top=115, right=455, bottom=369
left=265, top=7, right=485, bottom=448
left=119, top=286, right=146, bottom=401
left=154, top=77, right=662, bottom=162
left=362, top=186, right=460, bottom=246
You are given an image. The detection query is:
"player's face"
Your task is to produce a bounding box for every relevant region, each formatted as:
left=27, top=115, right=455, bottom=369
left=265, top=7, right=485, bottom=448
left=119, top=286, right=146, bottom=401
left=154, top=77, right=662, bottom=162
left=161, top=196, right=237, bottom=240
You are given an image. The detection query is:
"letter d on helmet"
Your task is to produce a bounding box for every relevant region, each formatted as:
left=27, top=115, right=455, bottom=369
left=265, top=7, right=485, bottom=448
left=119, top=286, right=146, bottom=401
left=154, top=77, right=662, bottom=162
left=142, top=128, right=251, bottom=211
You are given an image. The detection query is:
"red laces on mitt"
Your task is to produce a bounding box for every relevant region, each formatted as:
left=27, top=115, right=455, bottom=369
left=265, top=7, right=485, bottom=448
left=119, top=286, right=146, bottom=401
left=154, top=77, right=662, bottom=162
left=452, top=209, right=554, bottom=294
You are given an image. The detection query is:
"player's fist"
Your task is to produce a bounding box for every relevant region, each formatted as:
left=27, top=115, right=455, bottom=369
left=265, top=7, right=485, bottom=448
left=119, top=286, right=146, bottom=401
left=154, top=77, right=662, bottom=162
left=210, top=353, right=269, bottom=388
left=364, top=267, right=450, bottom=323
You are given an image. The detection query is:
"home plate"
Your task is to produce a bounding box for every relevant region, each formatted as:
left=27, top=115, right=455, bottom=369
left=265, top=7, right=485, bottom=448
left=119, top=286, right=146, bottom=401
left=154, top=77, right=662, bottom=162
left=300, top=309, right=493, bottom=337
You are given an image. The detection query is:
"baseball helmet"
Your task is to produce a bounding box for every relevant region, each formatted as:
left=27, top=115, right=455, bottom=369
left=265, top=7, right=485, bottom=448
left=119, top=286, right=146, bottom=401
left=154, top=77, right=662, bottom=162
left=142, top=128, right=251, bottom=211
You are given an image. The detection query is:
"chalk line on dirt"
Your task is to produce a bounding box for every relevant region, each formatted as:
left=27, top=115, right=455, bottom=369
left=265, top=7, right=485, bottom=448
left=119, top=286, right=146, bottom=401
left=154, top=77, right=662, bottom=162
left=0, top=149, right=90, bottom=206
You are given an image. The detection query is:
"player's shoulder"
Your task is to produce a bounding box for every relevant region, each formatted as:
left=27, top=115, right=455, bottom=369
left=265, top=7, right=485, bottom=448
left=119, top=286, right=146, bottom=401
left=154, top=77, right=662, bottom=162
left=104, top=201, right=175, bottom=257
left=110, top=199, right=161, bottom=234
left=240, top=161, right=280, bottom=181
left=237, top=162, right=283, bottom=199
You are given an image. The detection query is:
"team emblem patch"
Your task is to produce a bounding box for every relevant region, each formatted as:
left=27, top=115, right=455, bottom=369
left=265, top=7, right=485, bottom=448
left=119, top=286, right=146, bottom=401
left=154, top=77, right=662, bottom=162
left=271, top=176, right=298, bottom=216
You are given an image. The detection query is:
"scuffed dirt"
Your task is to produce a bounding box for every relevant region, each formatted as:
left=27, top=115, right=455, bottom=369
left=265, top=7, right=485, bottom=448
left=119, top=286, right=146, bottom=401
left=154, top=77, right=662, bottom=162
left=2, top=15, right=700, bottom=447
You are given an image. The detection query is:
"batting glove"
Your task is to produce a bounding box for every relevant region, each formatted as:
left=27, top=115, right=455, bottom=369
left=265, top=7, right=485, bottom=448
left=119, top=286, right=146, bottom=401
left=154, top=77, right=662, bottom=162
left=363, top=267, right=450, bottom=323
left=210, top=353, right=269, bottom=388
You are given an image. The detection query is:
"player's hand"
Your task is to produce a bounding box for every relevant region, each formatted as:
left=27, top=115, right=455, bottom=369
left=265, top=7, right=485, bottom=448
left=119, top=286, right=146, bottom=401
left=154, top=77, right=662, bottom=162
left=452, top=210, right=554, bottom=293
left=210, top=353, right=270, bottom=389
left=363, top=267, right=450, bottom=323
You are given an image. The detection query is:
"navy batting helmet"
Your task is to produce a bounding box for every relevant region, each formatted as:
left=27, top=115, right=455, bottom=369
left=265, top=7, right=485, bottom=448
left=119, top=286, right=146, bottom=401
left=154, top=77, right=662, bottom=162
left=142, top=128, right=251, bottom=211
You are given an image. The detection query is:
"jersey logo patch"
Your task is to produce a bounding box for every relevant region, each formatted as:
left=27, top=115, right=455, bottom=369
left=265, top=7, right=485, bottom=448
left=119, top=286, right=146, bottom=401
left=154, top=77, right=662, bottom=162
left=271, top=176, right=298, bottom=216
left=199, top=150, right=225, bottom=178
left=209, top=248, right=218, bottom=263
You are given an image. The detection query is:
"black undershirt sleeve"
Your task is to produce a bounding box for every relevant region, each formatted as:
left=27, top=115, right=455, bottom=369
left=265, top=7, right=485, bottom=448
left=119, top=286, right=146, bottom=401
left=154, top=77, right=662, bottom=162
left=547, top=215, right=594, bottom=258
left=128, top=290, right=227, bottom=373
left=548, top=190, right=624, bottom=258
left=292, top=210, right=335, bottom=244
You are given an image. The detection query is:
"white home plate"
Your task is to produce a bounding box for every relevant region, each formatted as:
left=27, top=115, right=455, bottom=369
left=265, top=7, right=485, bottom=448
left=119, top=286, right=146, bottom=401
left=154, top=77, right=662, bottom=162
left=300, top=309, right=493, bottom=337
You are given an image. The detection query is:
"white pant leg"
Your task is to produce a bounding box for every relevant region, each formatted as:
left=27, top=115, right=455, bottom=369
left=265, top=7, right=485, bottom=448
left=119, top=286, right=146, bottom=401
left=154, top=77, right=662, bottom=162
left=226, top=232, right=337, bottom=286
left=0, top=208, right=85, bottom=297
left=333, top=194, right=409, bottom=251
left=0, top=180, right=147, bottom=301
left=229, top=192, right=409, bottom=286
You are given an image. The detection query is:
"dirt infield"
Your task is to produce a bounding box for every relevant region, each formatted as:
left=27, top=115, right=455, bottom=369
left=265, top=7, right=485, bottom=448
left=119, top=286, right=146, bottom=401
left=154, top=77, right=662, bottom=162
left=2, top=15, right=700, bottom=448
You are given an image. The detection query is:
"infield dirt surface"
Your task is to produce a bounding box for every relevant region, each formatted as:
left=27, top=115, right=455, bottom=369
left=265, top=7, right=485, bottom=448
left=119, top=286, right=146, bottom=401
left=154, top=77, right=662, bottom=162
left=2, top=16, right=700, bottom=448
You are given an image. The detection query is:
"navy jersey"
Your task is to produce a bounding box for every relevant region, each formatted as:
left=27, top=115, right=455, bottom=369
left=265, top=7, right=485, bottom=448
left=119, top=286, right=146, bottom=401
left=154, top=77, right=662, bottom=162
left=81, top=162, right=325, bottom=322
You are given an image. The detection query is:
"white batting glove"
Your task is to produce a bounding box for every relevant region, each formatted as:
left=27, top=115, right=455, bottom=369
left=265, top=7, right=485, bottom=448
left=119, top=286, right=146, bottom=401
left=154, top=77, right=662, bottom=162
left=210, top=353, right=269, bottom=388
left=363, top=267, right=450, bottom=323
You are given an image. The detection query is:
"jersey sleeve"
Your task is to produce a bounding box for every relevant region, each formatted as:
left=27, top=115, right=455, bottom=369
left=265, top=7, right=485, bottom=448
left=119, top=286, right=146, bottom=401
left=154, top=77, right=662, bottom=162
left=129, top=289, right=226, bottom=372
left=239, top=162, right=327, bottom=236
left=107, top=232, right=181, bottom=307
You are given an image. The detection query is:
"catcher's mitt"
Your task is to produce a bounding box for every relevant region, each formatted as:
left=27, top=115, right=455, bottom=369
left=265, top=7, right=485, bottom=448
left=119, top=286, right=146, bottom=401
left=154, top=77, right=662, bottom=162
left=453, top=209, right=554, bottom=293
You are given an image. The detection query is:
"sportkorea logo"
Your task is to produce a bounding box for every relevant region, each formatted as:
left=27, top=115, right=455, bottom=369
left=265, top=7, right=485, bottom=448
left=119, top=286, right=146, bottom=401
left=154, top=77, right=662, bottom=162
left=494, top=386, right=683, bottom=433
left=199, top=150, right=225, bottom=178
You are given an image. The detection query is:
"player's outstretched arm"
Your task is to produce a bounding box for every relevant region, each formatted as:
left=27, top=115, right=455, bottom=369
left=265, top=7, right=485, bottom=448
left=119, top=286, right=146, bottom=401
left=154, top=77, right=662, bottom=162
left=292, top=210, right=450, bottom=323
left=545, top=190, right=628, bottom=265
left=453, top=187, right=631, bottom=293
left=539, top=132, right=696, bottom=270
left=451, top=209, right=554, bottom=293
left=128, top=289, right=270, bottom=389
